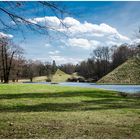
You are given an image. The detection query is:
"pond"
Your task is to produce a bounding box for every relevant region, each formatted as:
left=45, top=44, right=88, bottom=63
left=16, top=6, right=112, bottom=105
left=27, top=82, right=140, bottom=94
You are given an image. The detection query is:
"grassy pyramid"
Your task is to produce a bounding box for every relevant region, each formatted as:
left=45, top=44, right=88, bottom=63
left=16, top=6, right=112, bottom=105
left=51, top=69, right=71, bottom=82
left=97, top=57, right=140, bottom=84
left=32, top=76, right=49, bottom=82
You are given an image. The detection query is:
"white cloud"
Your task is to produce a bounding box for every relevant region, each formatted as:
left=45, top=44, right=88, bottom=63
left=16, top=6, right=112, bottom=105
left=67, top=38, right=122, bottom=50
left=0, top=32, right=13, bottom=38
left=130, top=39, right=140, bottom=44
left=29, top=16, right=129, bottom=39
left=32, top=55, right=83, bottom=65
left=68, top=38, right=91, bottom=50
left=63, top=17, right=80, bottom=26
left=28, top=16, right=61, bottom=28
left=90, top=40, right=101, bottom=49
left=45, top=43, right=52, bottom=48
left=49, top=55, right=83, bottom=65
left=48, top=50, right=60, bottom=55
left=28, top=16, right=130, bottom=50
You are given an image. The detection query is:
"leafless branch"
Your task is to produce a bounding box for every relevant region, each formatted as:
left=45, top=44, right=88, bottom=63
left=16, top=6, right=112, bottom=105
left=0, top=2, right=69, bottom=37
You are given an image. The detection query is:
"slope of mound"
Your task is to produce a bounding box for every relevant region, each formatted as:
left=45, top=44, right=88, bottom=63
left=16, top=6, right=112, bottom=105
left=32, top=76, right=49, bottom=82
left=97, top=58, right=140, bottom=84
left=51, top=69, right=71, bottom=82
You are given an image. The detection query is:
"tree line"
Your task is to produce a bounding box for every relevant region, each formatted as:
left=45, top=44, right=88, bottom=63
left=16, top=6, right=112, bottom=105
left=0, top=37, right=140, bottom=83
left=76, top=44, right=140, bottom=81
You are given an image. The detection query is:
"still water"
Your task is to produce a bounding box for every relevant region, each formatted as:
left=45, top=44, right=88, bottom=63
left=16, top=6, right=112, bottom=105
left=59, top=82, right=140, bottom=94
left=28, top=82, right=140, bottom=94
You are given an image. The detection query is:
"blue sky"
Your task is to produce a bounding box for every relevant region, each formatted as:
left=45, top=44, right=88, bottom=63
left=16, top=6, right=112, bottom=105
left=0, top=1, right=140, bottom=65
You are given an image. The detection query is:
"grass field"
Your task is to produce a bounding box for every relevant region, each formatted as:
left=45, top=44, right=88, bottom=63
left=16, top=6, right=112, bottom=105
left=0, top=84, right=140, bottom=138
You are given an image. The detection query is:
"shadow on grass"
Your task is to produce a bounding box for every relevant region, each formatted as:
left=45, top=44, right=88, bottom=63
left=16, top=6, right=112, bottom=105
left=0, top=90, right=140, bottom=112
left=0, top=90, right=119, bottom=99
left=0, top=99, right=140, bottom=112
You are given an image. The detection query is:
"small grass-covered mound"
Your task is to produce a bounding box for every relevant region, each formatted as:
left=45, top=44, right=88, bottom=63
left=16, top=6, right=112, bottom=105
left=51, top=69, right=71, bottom=82
left=98, top=58, right=140, bottom=84
left=32, top=76, right=49, bottom=82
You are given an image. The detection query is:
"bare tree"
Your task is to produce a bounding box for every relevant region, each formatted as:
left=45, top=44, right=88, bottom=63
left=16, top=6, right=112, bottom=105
left=11, top=55, right=25, bottom=82
left=0, top=38, right=23, bottom=83
left=91, top=46, right=111, bottom=78
left=59, top=63, right=76, bottom=74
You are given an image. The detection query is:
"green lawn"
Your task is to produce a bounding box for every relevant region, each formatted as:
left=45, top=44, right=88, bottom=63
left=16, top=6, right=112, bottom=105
left=0, top=84, right=140, bottom=138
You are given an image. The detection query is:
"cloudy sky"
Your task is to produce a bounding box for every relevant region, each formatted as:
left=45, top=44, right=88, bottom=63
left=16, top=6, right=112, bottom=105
left=1, top=1, right=140, bottom=65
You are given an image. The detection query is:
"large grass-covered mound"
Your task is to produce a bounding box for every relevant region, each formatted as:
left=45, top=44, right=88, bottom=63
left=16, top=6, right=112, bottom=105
left=51, top=69, right=71, bottom=82
left=98, top=58, right=140, bottom=84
